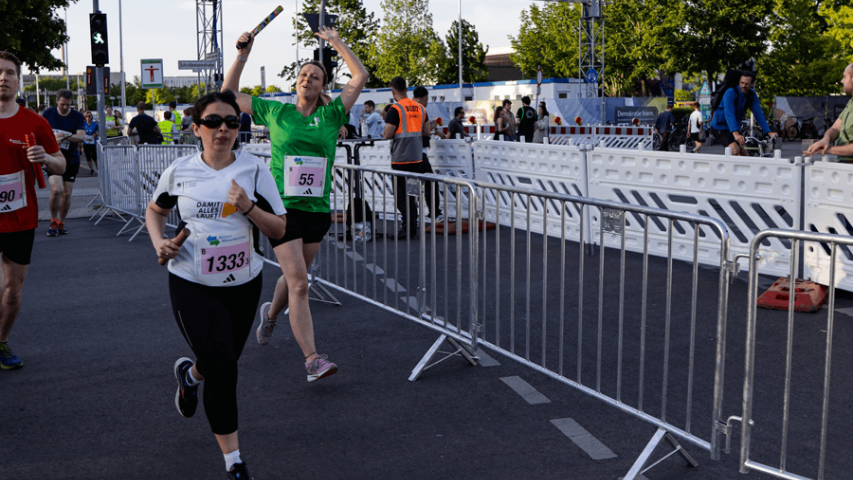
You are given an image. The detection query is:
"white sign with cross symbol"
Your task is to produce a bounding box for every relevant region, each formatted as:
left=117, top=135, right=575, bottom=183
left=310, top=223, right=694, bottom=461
left=141, top=59, right=164, bottom=89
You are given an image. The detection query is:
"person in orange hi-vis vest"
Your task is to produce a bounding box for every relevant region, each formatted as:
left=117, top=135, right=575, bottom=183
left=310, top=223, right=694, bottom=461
left=383, top=76, right=431, bottom=239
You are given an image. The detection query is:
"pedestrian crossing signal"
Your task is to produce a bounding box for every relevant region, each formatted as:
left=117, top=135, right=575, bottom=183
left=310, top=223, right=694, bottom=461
left=89, top=13, right=109, bottom=66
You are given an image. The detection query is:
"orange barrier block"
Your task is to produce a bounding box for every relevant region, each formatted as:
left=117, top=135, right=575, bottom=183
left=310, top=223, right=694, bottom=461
left=757, top=277, right=828, bottom=313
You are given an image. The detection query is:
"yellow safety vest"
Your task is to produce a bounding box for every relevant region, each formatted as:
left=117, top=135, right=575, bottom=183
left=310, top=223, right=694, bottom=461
left=172, top=111, right=182, bottom=129
left=158, top=120, right=175, bottom=144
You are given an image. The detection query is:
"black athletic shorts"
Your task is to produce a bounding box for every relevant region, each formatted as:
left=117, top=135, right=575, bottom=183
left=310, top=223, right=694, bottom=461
left=710, top=128, right=735, bottom=148
left=269, top=208, right=332, bottom=247
left=49, top=162, right=80, bottom=183
left=0, top=229, right=36, bottom=265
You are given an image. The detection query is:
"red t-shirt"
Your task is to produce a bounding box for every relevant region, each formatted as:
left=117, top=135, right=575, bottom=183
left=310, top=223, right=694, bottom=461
left=0, top=106, right=60, bottom=232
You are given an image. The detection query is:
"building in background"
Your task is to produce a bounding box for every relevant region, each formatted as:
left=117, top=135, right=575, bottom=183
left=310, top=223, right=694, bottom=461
left=484, top=47, right=524, bottom=82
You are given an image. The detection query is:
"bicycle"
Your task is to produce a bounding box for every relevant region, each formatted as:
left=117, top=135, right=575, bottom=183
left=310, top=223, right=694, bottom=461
left=816, top=116, right=835, bottom=139
left=785, top=116, right=819, bottom=141
left=742, top=133, right=778, bottom=157
left=666, top=117, right=690, bottom=151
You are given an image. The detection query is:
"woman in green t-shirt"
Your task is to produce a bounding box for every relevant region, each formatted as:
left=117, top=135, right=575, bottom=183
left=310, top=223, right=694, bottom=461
left=104, top=106, right=122, bottom=137
left=223, top=25, right=367, bottom=382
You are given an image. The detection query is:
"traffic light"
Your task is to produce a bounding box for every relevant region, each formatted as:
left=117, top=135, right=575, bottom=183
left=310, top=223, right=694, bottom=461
left=312, top=47, right=338, bottom=85
left=89, top=13, right=109, bottom=66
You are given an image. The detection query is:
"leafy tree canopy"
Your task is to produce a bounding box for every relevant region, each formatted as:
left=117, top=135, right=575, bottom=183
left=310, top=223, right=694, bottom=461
left=0, top=0, right=76, bottom=72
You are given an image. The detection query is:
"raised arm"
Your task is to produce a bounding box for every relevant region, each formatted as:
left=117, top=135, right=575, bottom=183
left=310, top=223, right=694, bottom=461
left=315, top=26, right=367, bottom=114
left=221, top=32, right=255, bottom=116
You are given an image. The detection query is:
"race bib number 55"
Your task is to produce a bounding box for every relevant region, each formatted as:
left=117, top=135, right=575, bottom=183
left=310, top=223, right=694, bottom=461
left=194, top=229, right=252, bottom=286
left=0, top=171, right=27, bottom=213
left=284, top=155, right=326, bottom=197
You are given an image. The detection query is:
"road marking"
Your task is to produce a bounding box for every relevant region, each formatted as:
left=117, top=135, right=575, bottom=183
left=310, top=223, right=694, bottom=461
left=837, top=307, right=853, bottom=318
left=385, top=278, right=406, bottom=293
left=500, top=376, right=550, bottom=405
left=618, top=476, right=649, bottom=480
left=365, top=263, right=384, bottom=275
left=550, top=418, right=617, bottom=460
left=346, top=251, right=364, bottom=261
left=475, top=348, right=500, bottom=367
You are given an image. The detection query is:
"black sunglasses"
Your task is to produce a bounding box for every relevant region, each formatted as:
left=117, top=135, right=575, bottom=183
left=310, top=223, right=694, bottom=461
left=198, top=114, right=240, bottom=129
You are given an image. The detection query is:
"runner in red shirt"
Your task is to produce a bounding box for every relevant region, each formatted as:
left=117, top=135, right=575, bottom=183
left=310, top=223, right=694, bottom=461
left=0, top=51, right=65, bottom=369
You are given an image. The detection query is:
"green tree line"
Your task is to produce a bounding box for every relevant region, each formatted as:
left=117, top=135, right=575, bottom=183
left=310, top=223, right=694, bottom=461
left=5, top=0, right=853, bottom=99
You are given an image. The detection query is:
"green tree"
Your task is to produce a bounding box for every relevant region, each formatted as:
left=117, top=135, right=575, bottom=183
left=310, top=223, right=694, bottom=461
left=821, top=3, right=853, bottom=62
left=146, top=87, right=175, bottom=106
left=757, top=0, right=848, bottom=98
left=603, top=0, right=680, bottom=96
left=279, top=0, right=381, bottom=88
left=432, top=20, right=489, bottom=85
left=266, top=85, right=282, bottom=93
left=371, top=0, right=440, bottom=85
left=510, top=3, right=581, bottom=80
left=1, top=0, right=77, bottom=72
left=667, top=0, right=774, bottom=80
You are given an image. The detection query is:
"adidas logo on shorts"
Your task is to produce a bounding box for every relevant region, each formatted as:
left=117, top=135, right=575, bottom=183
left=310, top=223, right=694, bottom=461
left=0, top=205, right=10, bottom=211
left=303, top=188, right=313, bottom=195
left=222, top=274, right=237, bottom=284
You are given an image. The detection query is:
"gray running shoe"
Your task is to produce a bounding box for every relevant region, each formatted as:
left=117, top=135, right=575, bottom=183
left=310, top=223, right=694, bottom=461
left=306, top=354, right=338, bottom=382
left=256, top=302, right=277, bottom=346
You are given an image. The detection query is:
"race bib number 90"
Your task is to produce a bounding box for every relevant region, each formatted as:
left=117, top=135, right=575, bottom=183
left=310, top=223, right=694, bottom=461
left=284, top=155, right=326, bottom=198
left=0, top=171, right=27, bottom=213
left=194, top=229, right=252, bottom=286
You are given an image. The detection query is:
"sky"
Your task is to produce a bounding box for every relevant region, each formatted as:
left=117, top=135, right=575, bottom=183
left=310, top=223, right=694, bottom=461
left=31, top=0, right=529, bottom=89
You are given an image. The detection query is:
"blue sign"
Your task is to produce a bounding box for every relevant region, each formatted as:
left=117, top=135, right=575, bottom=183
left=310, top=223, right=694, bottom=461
left=585, top=68, right=598, bottom=84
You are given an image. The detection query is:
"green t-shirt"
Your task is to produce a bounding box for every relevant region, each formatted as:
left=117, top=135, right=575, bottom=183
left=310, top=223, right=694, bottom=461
left=837, top=98, right=853, bottom=163
left=252, top=96, right=346, bottom=212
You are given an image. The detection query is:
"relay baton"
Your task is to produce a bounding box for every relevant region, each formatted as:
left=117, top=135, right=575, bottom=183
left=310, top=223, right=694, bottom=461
left=158, top=228, right=191, bottom=266
left=237, top=6, right=284, bottom=50
left=24, top=133, right=47, bottom=189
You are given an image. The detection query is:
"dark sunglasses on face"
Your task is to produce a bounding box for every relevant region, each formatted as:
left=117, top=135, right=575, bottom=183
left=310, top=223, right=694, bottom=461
left=198, top=114, right=240, bottom=129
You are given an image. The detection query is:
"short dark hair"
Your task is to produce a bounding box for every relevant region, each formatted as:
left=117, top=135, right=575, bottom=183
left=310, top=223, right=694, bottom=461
left=740, top=71, right=757, bottom=82
left=192, top=90, right=241, bottom=124
left=502, top=99, right=512, bottom=107
left=521, top=96, right=531, bottom=105
left=183, top=108, right=192, bottom=115
left=38, top=104, right=47, bottom=113
left=137, top=101, right=146, bottom=110
left=454, top=107, right=464, bottom=117
left=694, top=102, right=700, bottom=108
left=364, top=100, right=375, bottom=108
left=164, top=110, right=172, bottom=120
left=15, top=97, right=25, bottom=106
left=0, top=51, right=21, bottom=77
left=169, top=101, right=177, bottom=108
left=57, top=89, right=73, bottom=101
left=413, top=86, right=428, bottom=99
left=384, top=104, right=392, bottom=112
left=390, top=76, right=406, bottom=93
left=665, top=103, right=673, bottom=110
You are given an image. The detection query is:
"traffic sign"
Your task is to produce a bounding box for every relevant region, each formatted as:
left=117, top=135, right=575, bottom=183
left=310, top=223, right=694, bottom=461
left=537, top=66, right=543, bottom=87
left=585, top=68, right=598, bottom=84
left=141, top=59, right=164, bottom=89
left=699, top=81, right=711, bottom=96
left=178, top=60, right=217, bottom=70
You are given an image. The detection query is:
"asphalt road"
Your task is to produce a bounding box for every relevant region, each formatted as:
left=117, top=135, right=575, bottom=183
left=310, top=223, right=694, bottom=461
left=4, top=213, right=852, bottom=480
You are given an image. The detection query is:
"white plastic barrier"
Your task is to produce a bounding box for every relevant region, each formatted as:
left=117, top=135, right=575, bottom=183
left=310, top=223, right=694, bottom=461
left=804, top=160, right=853, bottom=290
left=473, top=139, right=591, bottom=241
left=429, top=139, right=473, bottom=178
left=594, top=126, right=653, bottom=149
left=585, top=147, right=800, bottom=276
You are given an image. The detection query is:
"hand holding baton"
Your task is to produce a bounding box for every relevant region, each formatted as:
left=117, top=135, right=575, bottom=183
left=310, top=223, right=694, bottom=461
left=24, top=133, right=47, bottom=189
left=158, top=228, right=191, bottom=266
left=237, top=6, right=284, bottom=50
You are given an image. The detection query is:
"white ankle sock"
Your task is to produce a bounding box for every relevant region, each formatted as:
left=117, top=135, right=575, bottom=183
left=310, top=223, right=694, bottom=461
left=224, top=449, right=242, bottom=471
left=186, top=367, right=201, bottom=386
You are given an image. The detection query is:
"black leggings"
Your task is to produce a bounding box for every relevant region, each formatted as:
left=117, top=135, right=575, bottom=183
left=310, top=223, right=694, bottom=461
left=168, top=273, right=262, bottom=435
left=83, top=144, right=97, bottom=164
left=392, top=159, right=441, bottom=230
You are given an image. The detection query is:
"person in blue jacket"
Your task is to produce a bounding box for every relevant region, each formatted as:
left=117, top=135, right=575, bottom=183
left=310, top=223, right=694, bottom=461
left=709, top=71, right=777, bottom=156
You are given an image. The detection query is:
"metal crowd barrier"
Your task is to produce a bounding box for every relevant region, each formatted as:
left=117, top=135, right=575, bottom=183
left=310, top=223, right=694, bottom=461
left=94, top=144, right=199, bottom=240
left=469, top=177, right=734, bottom=478
left=739, top=229, right=851, bottom=480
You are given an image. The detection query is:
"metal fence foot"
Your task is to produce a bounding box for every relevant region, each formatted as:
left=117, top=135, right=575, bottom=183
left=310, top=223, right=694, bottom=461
left=408, top=333, right=479, bottom=382
left=622, top=427, right=698, bottom=480
left=307, top=266, right=342, bottom=306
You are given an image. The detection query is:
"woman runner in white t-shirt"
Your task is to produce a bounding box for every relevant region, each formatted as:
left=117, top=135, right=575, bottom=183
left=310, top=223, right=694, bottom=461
left=145, top=91, right=287, bottom=480
left=221, top=26, right=367, bottom=382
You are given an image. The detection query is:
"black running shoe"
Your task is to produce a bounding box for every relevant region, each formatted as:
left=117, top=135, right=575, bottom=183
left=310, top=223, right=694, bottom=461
left=227, top=462, right=253, bottom=480
left=173, top=357, right=198, bottom=418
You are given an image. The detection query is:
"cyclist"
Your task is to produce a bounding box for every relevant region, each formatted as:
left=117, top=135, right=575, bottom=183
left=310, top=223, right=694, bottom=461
left=221, top=26, right=367, bottom=380
left=146, top=91, right=287, bottom=479
left=708, top=71, right=776, bottom=156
